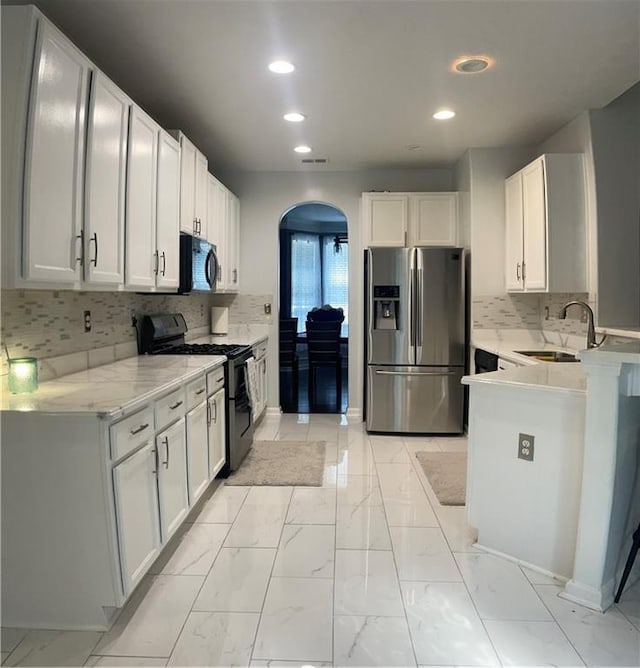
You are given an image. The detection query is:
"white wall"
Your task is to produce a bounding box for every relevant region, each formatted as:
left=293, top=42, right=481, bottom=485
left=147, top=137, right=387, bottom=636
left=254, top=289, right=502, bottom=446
left=227, top=168, right=453, bottom=415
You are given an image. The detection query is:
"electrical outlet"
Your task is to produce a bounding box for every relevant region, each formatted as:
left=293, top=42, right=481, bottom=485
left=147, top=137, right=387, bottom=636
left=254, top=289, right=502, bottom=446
left=264, top=303, right=272, bottom=315
left=84, top=310, right=92, bottom=333
left=518, top=433, right=534, bottom=461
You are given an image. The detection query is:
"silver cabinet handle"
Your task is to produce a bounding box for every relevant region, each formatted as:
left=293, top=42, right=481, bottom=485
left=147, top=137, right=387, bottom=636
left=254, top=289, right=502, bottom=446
left=516, top=262, right=521, bottom=281
left=90, top=233, right=98, bottom=266
left=206, top=401, right=211, bottom=426
left=169, top=400, right=183, bottom=410
left=152, top=445, right=158, bottom=475
left=522, top=261, right=526, bottom=280
left=233, top=269, right=237, bottom=284
left=130, top=423, right=149, bottom=435
left=213, top=398, right=217, bottom=423
left=195, top=387, right=206, bottom=396
left=154, top=250, right=159, bottom=275
left=162, top=436, right=169, bottom=468
left=193, top=218, right=199, bottom=235
left=161, top=251, right=166, bottom=276
left=374, top=370, right=457, bottom=377
left=76, top=230, right=84, bottom=265
left=217, top=264, right=222, bottom=283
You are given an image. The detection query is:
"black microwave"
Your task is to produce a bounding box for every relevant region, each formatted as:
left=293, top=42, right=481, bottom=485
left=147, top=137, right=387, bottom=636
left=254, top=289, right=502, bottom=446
left=178, top=234, right=219, bottom=294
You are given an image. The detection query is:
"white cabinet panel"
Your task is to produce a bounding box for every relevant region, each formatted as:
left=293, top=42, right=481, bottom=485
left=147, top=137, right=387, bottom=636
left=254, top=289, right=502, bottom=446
left=156, top=417, right=189, bottom=541
left=505, top=173, right=524, bottom=292
left=186, top=401, right=209, bottom=504
left=178, top=133, right=197, bottom=235
left=156, top=130, right=181, bottom=289
left=410, top=193, right=458, bottom=246
left=363, top=195, right=407, bottom=247
left=195, top=151, right=208, bottom=239
left=84, top=71, right=129, bottom=285
left=22, top=21, right=89, bottom=283
left=522, top=159, right=547, bottom=291
left=227, top=192, right=240, bottom=290
left=112, top=442, right=161, bottom=595
left=208, top=387, right=226, bottom=479
left=125, top=106, right=158, bottom=289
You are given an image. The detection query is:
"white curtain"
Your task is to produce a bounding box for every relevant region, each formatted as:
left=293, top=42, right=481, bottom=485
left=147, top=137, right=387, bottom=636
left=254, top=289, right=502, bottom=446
left=291, top=233, right=321, bottom=330
left=322, top=236, right=349, bottom=325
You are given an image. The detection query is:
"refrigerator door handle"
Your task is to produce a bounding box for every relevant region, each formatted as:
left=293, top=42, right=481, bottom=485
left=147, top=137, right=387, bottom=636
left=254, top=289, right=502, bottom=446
left=409, top=263, right=415, bottom=360
left=374, top=369, right=458, bottom=377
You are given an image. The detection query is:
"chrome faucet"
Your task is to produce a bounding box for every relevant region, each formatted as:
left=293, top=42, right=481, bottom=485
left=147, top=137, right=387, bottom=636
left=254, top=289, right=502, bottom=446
left=558, top=301, right=606, bottom=349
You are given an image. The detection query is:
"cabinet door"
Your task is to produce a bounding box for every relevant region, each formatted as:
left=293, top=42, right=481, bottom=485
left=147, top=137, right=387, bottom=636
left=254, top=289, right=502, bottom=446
left=186, top=401, right=210, bottom=505
left=125, top=106, right=158, bottom=289
left=156, top=417, right=189, bottom=542
left=208, top=388, right=226, bottom=479
left=505, top=173, right=524, bottom=292
left=227, top=192, right=240, bottom=291
left=84, top=71, right=129, bottom=285
left=112, top=442, right=161, bottom=595
left=522, top=158, right=548, bottom=291
left=215, top=182, right=229, bottom=290
left=179, top=135, right=196, bottom=235
left=410, top=193, right=458, bottom=246
left=22, top=21, right=89, bottom=283
left=156, top=130, right=180, bottom=289
left=207, top=174, right=224, bottom=247
left=363, top=194, right=407, bottom=247
left=194, top=151, right=208, bottom=239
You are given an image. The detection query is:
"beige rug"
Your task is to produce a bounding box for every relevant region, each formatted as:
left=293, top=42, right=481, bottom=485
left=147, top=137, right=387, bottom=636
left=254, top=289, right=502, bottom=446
left=225, top=440, right=326, bottom=486
left=415, top=451, right=467, bottom=506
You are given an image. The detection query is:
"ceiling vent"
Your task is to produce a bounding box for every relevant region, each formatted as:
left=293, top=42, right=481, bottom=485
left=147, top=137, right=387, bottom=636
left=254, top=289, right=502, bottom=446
left=301, top=158, right=328, bottom=164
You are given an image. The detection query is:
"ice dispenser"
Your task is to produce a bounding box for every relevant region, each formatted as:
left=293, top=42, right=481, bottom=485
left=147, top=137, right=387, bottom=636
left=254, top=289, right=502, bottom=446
left=373, top=285, right=400, bottom=330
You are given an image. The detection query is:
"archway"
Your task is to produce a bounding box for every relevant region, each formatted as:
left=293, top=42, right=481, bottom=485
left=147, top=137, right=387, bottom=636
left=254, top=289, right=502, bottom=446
left=278, top=202, right=349, bottom=413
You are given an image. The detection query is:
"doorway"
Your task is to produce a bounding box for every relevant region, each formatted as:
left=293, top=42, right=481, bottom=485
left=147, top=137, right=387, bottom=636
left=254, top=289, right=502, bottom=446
left=278, top=202, right=349, bottom=413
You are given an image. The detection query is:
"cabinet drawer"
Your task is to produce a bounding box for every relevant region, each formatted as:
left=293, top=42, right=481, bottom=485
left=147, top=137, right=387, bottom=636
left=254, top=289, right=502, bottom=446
left=207, top=366, right=225, bottom=397
left=110, top=406, right=155, bottom=460
left=155, top=386, right=186, bottom=432
left=185, top=375, right=207, bottom=411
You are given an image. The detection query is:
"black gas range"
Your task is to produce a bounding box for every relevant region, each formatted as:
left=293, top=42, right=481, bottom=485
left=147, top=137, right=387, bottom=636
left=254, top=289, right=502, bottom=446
left=139, top=313, right=253, bottom=474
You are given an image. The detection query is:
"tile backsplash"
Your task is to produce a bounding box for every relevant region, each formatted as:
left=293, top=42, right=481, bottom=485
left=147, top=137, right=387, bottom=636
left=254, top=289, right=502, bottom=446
left=473, top=292, right=592, bottom=337
left=210, top=293, right=273, bottom=325
left=0, top=289, right=211, bottom=368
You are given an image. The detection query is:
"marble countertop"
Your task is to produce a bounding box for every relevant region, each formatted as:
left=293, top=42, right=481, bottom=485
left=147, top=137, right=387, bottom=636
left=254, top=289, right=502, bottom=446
left=579, top=340, right=640, bottom=365
left=467, top=329, right=587, bottom=395
left=1, top=354, right=226, bottom=418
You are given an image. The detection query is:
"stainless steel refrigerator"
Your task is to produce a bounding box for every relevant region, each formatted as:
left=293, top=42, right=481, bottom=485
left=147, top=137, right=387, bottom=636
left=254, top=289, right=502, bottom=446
left=365, top=247, right=465, bottom=433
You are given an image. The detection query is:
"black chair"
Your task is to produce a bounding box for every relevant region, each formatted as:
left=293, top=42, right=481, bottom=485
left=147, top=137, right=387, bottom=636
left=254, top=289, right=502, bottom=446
left=614, top=520, right=640, bottom=602
left=279, top=318, right=299, bottom=410
left=307, top=305, right=345, bottom=323
left=305, top=319, right=342, bottom=412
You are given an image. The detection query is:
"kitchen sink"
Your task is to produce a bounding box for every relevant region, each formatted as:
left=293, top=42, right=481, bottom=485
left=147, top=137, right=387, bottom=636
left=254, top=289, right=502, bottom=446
left=515, top=350, right=579, bottom=363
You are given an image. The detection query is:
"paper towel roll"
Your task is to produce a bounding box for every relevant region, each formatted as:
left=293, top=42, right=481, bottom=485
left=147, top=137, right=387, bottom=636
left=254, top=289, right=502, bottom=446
left=210, top=307, right=229, bottom=335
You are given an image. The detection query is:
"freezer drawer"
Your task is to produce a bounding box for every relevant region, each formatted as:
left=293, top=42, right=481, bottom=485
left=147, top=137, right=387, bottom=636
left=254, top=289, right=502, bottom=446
left=366, top=365, right=464, bottom=434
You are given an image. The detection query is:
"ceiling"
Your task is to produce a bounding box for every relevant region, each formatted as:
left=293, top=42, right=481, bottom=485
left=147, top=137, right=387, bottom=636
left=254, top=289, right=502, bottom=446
left=6, top=0, right=640, bottom=173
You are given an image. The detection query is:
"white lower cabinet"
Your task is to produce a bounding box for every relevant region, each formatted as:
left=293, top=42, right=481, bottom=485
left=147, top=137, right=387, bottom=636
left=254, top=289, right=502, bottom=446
left=156, top=417, right=189, bottom=542
left=186, top=401, right=210, bottom=504
left=208, top=387, right=226, bottom=478
left=112, top=441, right=161, bottom=595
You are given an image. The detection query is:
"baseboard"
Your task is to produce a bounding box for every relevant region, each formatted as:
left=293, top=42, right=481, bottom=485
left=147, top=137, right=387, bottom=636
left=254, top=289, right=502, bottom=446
left=265, top=406, right=283, bottom=418
left=473, top=542, right=569, bottom=584
left=561, top=577, right=616, bottom=612
left=345, top=407, right=363, bottom=421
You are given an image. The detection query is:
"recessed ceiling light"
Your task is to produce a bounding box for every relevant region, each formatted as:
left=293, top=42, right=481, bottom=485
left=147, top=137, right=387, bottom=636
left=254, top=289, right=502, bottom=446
left=268, top=60, right=295, bottom=74
left=453, top=55, right=493, bottom=74
left=433, top=109, right=456, bottom=120
left=283, top=112, right=306, bottom=122
left=294, top=145, right=312, bottom=153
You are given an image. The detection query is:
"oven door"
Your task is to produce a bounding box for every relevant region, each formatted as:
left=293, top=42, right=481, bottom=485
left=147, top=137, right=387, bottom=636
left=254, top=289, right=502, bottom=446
left=228, top=358, right=253, bottom=471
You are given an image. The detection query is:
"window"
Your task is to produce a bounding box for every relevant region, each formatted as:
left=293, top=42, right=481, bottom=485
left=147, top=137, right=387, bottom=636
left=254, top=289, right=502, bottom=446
left=288, top=232, right=349, bottom=331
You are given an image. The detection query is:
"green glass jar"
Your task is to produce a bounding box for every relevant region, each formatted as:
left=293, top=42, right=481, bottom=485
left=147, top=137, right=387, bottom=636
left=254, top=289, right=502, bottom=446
left=8, top=357, right=39, bottom=394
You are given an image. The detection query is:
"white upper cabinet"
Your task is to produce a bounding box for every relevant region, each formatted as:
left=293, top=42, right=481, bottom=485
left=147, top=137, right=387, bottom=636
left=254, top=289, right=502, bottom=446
left=362, top=192, right=458, bottom=247
left=125, top=105, right=158, bottom=289
left=84, top=71, right=129, bottom=285
left=155, top=130, right=181, bottom=289
left=195, top=150, right=208, bottom=239
left=227, top=191, right=240, bottom=291
left=22, top=19, right=89, bottom=284
left=410, top=193, right=458, bottom=246
left=504, top=154, right=586, bottom=293
left=174, top=131, right=208, bottom=238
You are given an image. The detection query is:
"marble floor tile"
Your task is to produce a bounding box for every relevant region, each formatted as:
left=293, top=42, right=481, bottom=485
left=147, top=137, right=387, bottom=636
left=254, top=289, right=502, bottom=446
left=403, top=437, right=442, bottom=454
left=535, top=584, right=640, bottom=667
left=1, top=653, right=9, bottom=665
left=401, top=581, right=499, bottom=667
left=94, top=575, right=203, bottom=657
left=272, top=525, right=335, bottom=578
left=242, top=486, right=293, bottom=506
left=85, top=657, right=167, bottom=666
left=435, top=505, right=478, bottom=552
left=519, top=565, right=566, bottom=586
left=334, top=549, right=405, bottom=617
left=336, top=447, right=377, bottom=476
left=193, top=485, right=249, bottom=523
left=250, top=661, right=332, bottom=667
left=333, top=615, right=416, bottom=667
left=384, top=499, right=439, bottom=528
left=436, top=436, right=468, bottom=452
left=376, top=464, right=431, bottom=505
left=390, top=527, right=462, bottom=582
left=167, top=611, right=259, bottom=666
left=253, top=577, right=333, bottom=662
left=276, top=424, right=310, bottom=441
left=484, top=620, right=585, bottom=666
left=370, top=438, right=410, bottom=464
left=254, top=421, right=280, bottom=441
left=336, top=475, right=383, bottom=507
left=338, top=429, right=370, bottom=447
left=616, top=579, right=640, bottom=632
left=0, top=630, right=27, bottom=654
left=193, top=547, right=276, bottom=612
left=286, top=487, right=336, bottom=524
left=152, top=522, right=230, bottom=576
left=307, top=426, right=340, bottom=443
left=4, top=630, right=101, bottom=667
left=336, top=503, right=391, bottom=550
left=224, top=502, right=289, bottom=548
left=455, top=554, right=552, bottom=621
